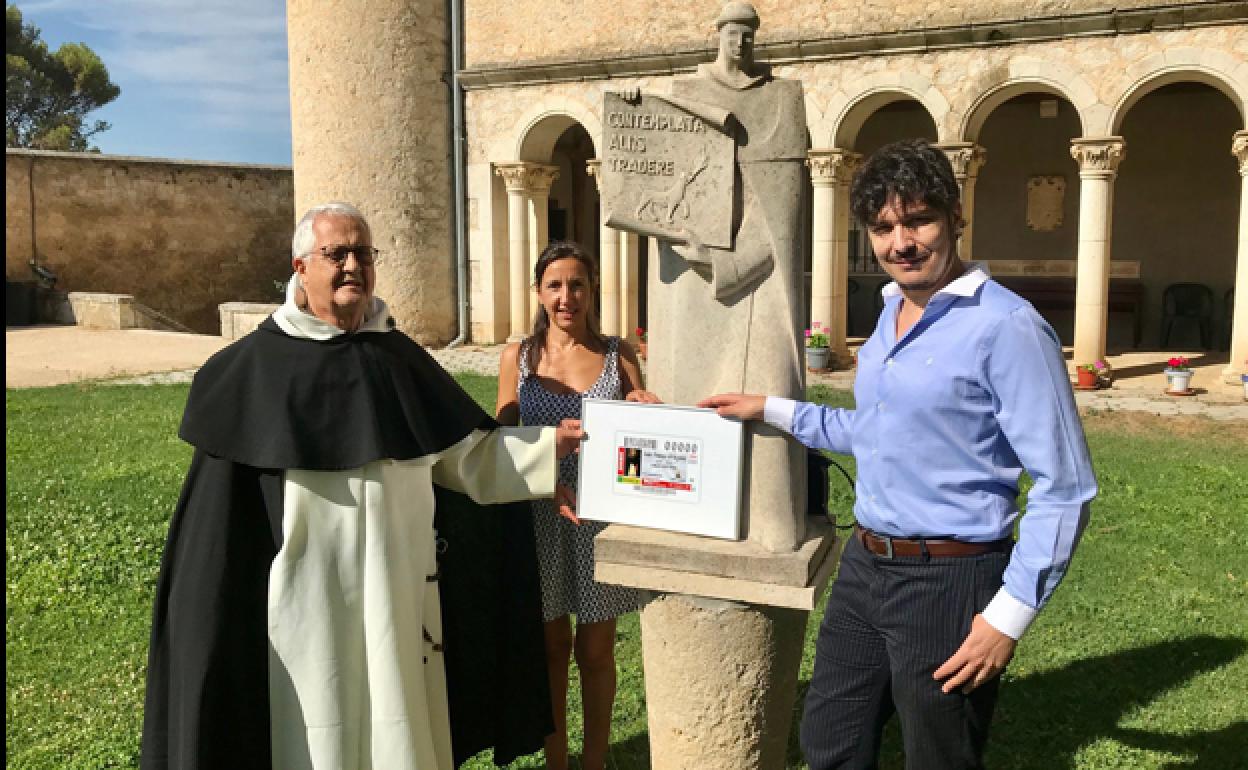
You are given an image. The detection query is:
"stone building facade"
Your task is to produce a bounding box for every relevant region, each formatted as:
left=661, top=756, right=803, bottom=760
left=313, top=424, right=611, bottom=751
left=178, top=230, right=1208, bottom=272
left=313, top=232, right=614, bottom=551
left=442, top=0, right=1245, bottom=382
left=5, top=149, right=293, bottom=334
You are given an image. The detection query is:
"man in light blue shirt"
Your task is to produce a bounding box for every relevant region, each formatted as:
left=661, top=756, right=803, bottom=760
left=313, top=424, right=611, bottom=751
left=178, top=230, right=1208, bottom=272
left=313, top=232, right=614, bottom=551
left=700, top=139, right=1096, bottom=769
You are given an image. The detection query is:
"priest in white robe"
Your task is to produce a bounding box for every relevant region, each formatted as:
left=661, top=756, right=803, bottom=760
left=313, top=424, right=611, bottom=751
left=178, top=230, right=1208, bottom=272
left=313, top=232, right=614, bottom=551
left=140, top=202, right=581, bottom=770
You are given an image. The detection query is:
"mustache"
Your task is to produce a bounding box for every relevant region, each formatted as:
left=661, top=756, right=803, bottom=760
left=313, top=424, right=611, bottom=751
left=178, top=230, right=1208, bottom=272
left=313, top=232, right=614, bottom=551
left=879, top=244, right=931, bottom=264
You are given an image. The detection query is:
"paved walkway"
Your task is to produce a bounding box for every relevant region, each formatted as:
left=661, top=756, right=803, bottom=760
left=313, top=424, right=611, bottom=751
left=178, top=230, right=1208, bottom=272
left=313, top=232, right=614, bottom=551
left=430, top=344, right=1248, bottom=420
left=7, top=326, right=1246, bottom=420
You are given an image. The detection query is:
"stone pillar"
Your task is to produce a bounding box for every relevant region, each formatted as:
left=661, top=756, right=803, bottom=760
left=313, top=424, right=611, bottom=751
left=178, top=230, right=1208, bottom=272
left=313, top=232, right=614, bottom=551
left=287, top=0, right=452, bottom=342
left=1226, top=130, right=1248, bottom=384
left=495, top=162, right=559, bottom=340
left=587, top=159, right=622, bottom=336
left=807, top=149, right=861, bottom=365
left=527, top=169, right=557, bottom=315
left=620, top=234, right=642, bottom=340
left=640, top=594, right=808, bottom=770
left=1070, top=137, right=1125, bottom=367
left=937, top=142, right=987, bottom=261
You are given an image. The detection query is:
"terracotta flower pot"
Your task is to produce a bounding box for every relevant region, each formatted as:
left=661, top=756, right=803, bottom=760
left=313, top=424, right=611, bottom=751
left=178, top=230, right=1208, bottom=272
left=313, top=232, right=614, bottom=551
left=1076, top=368, right=1098, bottom=388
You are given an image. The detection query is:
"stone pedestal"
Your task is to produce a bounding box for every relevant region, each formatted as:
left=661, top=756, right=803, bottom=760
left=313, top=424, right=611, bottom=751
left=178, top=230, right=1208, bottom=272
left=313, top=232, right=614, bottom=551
left=596, top=516, right=843, bottom=768
left=639, top=594, right=808, bottom=770
left=219, top=302, right=280, bottom=340
left=597, top=518, right=840, bottom=610
left=596, top=519, right=842, bottom=768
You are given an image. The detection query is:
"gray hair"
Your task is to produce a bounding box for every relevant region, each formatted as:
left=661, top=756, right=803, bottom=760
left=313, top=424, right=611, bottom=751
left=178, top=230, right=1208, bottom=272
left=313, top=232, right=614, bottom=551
left=291, top=202, right=370, bottom=258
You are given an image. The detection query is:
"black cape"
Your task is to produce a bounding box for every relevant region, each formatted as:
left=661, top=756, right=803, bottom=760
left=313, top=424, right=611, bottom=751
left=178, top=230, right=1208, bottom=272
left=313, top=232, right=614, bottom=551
left=140, top=318, right=553, bottom=769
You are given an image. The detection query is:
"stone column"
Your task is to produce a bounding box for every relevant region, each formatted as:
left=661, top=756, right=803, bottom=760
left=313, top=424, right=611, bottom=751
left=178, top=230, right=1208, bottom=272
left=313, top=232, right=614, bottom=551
left=527, top=168, right=558, bottom=315
left=937, top=143, right=987, bottom=261
left=807, top=149, right=861, bottom=365
left=620, top=234, right=642, bottom=340
left=640, top=594, right=808, bottom=770
left=287, top=0, right=453, bottom=342
left=1070, top=137, right=1125, bottom=367
left=1225, top=130, right=1248, bottom=384
left=495, top=162, right=559, bottom=340
left=586, top=159, right=622, bottom=336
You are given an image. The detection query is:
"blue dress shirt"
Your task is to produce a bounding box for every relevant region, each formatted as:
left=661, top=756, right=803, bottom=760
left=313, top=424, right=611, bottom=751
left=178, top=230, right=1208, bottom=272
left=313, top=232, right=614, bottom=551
left=766, top=267, right=1096, bottom=638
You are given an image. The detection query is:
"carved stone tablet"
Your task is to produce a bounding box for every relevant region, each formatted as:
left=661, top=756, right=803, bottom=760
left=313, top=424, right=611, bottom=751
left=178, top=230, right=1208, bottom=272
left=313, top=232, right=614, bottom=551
left=1026, top=175, right=1065, bottom=231
left=601, top=92, right=736, bottom=249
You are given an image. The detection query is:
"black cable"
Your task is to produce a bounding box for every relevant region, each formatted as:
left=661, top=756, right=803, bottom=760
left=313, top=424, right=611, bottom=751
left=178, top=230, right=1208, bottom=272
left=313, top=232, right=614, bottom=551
left=827, top=456, right=858, bottom=530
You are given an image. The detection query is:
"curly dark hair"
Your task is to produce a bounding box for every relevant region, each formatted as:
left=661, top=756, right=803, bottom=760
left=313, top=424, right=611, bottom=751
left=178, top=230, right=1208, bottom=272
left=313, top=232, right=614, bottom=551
left=849, top=139, right=961, bottom=228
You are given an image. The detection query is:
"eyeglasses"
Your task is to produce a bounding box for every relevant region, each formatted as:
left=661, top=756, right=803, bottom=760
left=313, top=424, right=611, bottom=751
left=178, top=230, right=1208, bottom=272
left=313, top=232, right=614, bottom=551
left=306, top=244, right=379, bottom=267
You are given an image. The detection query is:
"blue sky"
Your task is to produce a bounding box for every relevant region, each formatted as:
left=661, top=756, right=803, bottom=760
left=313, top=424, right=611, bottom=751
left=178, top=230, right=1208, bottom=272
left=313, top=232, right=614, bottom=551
left=16, top=0, right=292, bottom=165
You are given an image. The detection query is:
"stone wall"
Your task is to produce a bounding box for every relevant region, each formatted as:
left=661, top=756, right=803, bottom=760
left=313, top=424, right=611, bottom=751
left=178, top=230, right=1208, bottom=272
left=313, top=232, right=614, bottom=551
left=5, top=149, right=293, bottom=334
left=463, top=0, right=1212, bottom=68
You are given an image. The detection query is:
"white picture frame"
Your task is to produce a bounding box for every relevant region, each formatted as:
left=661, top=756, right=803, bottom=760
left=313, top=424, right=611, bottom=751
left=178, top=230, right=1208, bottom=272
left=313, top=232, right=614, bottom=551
left=576, top=399, right=745, bottom=540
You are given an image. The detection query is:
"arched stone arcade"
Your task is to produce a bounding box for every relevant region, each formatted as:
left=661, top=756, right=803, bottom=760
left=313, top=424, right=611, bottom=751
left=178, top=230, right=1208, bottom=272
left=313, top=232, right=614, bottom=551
left=464, top=57, right=1247, bottom=383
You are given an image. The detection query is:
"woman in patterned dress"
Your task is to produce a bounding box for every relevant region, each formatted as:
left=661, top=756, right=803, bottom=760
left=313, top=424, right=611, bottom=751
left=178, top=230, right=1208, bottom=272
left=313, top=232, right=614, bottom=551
left=496, top=240, right=657, bottom=770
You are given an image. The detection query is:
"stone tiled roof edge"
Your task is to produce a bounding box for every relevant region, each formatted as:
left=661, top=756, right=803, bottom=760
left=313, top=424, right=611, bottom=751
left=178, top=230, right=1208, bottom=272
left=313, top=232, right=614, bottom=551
left=459, top=2, right=1248, bottom=90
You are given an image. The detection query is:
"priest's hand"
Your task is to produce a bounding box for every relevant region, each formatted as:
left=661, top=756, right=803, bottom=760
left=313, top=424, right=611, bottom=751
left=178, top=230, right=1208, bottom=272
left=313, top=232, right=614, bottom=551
left=625, top=389, right=661, bottom=404
left=555, top=419, right=585, bottom=458
left=555, top=483, right=580, bottom=524
left=697, top=393, right=765, bottom=421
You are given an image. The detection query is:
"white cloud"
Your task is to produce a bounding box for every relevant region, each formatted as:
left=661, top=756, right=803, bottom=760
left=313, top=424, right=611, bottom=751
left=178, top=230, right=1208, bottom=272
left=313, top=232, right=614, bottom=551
left=26, top=0, right=290, bottom=131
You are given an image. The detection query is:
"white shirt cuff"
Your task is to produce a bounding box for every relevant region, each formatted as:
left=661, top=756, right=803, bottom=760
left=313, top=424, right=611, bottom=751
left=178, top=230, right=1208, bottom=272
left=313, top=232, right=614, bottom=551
left=762, top=397, right=797, bottom=434
left=980, top=588, right=1037, bottom=640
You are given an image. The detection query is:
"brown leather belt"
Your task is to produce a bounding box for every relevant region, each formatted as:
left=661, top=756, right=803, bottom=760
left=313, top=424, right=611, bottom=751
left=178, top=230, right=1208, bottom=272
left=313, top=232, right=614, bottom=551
left=856, top=525, right=1012, bottom=559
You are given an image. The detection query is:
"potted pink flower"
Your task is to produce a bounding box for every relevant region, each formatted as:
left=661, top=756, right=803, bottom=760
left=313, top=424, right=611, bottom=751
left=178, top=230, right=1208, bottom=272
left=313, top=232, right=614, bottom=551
left=1076, top=359, right=1112, bottom=389
left=805, top=323, right=830, bottom=371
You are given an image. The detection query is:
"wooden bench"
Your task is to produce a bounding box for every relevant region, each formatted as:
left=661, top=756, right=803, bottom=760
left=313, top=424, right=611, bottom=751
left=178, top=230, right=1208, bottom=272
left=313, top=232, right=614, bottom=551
left=995, top=277, right=1144, bottom=348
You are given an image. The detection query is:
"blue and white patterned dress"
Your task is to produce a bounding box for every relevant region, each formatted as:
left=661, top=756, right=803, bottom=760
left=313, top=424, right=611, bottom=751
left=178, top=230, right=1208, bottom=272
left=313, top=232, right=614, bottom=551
left=518, top=336, right=646, bottom=624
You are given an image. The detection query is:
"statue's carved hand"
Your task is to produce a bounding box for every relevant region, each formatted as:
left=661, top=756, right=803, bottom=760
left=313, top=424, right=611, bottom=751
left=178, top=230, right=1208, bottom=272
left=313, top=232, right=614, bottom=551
left=672, top=227, right=709, bottom=266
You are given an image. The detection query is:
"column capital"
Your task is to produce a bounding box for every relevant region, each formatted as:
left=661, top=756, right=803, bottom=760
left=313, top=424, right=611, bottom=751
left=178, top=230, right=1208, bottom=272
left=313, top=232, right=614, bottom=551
left=935, top=142, right=987, bottom=181
left=806, top=148, right=862, bottom=187
left=1233, top=130, right=1248, bottom=176
left=585, top=158, right=603, bottom=190
left=1070, top=137, right=1126, bottom=178
left=494, top=162, right=560, bottom=194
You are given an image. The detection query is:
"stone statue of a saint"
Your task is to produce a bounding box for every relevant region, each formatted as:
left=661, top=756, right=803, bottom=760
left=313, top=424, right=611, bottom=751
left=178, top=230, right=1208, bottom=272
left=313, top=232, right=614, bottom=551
left=643, top=2, right=810, bottom=552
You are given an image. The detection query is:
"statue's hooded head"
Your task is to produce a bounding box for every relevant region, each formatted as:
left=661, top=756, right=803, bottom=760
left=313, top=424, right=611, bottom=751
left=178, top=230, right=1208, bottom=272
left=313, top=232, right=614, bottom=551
left=714, top=2, right=759, bottom=73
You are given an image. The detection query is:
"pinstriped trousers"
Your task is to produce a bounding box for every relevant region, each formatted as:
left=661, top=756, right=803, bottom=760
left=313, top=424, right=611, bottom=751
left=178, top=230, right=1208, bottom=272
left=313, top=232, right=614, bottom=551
left=799, top=534, right=1010, bottom=770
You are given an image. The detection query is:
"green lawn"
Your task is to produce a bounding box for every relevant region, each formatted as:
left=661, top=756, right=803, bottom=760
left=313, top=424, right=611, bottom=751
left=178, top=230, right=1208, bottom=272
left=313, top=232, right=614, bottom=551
left=6, top=377, right=1246, bottom=769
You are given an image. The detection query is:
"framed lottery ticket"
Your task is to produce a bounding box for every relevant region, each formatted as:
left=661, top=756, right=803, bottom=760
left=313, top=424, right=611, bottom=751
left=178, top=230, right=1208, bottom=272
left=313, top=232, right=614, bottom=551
left=576, top=399, right=745, bottom=540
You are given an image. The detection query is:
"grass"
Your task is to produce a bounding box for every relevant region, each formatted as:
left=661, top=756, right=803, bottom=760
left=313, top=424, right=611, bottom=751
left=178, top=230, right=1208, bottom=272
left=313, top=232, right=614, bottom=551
left=6, top=377, right=1247, bottom=769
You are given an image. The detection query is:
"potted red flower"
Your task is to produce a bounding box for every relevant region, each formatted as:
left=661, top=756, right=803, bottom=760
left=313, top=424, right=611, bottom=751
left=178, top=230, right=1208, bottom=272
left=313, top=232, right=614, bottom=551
left=1164, top=356, right=1194, bottom=394
left=636, top=327, right=647, bottom=360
